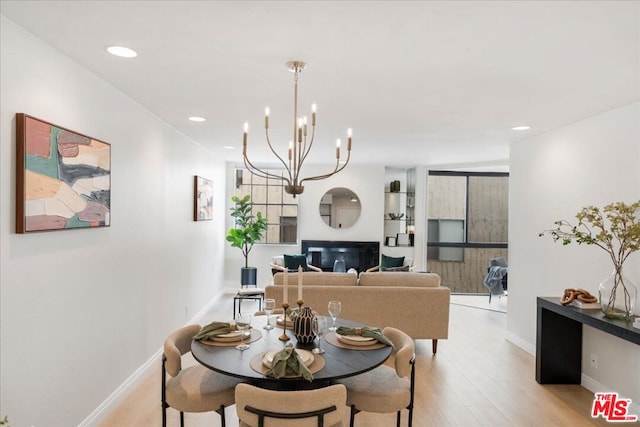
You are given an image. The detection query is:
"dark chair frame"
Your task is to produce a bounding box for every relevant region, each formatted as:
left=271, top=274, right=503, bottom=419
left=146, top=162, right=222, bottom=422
left=244, top=404, right=338, bottom=427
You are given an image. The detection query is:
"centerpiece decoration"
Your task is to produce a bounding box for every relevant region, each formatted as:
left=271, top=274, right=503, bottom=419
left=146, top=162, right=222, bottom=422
left=539, top=201, right=640, bottom=320
left=226, top=195, right=268, bottom=286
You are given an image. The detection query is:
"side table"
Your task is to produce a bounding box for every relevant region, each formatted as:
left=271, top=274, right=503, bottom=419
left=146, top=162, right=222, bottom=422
left=233, top=286, right=264, bottom=319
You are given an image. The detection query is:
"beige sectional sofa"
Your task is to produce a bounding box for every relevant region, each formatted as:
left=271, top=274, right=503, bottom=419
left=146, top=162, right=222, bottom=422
left=266, top=271, right=450, bottom=353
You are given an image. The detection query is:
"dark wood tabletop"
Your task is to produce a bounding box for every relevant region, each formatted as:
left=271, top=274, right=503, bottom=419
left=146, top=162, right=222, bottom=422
left=191, top=315, right=393, bottom=390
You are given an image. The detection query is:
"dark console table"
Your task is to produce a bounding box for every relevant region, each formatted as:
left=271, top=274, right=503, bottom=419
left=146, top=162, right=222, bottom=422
left=536, top=297, right=640, bottom=384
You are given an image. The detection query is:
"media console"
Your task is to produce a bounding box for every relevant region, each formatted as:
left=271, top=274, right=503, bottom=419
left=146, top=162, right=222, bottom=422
left=301, top=240, right=379, bottom=273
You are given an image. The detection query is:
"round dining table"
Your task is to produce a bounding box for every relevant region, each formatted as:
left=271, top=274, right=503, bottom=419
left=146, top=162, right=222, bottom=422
left=191, top=315, right=393, bottom=390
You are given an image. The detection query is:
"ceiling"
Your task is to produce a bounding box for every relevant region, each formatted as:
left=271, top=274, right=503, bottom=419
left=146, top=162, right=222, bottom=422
left=1, top=1, right=638, bottom=170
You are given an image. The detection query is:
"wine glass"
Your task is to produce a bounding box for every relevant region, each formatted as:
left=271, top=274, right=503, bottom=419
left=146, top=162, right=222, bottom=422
left=263, top=298, right=276, bottom=330
left=235, top=313, right=252, bottom=351
left=327, top=300, right=342, bottom=331
left=312, top=315, right=327, bottom=354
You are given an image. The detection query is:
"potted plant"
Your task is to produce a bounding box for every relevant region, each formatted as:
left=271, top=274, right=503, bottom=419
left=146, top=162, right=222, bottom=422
left=539, top=201, right=640, bottom=319
left=226, top=195, right=268, bottom=286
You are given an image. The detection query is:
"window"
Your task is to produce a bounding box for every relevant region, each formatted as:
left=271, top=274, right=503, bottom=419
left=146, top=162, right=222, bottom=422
left=427, top=171, right=509, bottom=293
left=234, top=168, right=298, bottom=244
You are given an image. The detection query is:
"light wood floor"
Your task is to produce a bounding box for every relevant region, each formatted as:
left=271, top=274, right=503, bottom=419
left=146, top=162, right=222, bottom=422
left=99, top=295, right=608, bottom=426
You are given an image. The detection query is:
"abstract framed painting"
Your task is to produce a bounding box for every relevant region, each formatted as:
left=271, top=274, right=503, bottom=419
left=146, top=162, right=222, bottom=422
left=16, top=113, right=111, bottom=233
left=194, top=175, right=213, bottom=221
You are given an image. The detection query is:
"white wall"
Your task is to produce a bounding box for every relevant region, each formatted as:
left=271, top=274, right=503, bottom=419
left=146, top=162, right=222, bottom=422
left=509, top=102, right=640, bottom=404
left=0, top=17, right=227, bottom=426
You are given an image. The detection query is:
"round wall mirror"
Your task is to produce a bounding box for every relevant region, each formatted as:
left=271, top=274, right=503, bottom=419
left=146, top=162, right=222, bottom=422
left=319, top=187, right=361, bottom=229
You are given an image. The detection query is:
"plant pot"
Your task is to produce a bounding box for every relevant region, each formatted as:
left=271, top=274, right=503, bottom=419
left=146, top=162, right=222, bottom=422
left=598, top=267, right=637, bottom=320
left=241, top=267, right=257, bottom=286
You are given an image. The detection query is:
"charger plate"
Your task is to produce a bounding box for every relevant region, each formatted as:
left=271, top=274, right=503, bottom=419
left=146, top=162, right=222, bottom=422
left=199, top=329, right=262, bottom=347
left=250, top=350, right=325, bottom=377
left=324, top=332, right=386, bottom=350
left=262, top=348, right=314, bottom=368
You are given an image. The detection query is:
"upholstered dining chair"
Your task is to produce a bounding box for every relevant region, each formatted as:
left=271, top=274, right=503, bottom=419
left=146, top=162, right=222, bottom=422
left=162, top=324, right=241, bottom=427
left=337, top=327, right=415, bottom=427
left=235, top=383, right=348, bottom=427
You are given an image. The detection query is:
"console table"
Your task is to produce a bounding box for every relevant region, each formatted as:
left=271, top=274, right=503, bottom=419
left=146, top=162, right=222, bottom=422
left=536, top=297, right=640, bottom=384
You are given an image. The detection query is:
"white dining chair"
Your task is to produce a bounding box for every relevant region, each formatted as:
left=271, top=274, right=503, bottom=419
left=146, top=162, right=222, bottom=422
left=162, top=324, right=241, bottom=427
left=337, top=327, right=415, bottom=427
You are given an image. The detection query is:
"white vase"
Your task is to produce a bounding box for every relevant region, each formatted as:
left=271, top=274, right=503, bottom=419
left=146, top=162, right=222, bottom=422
left=598, top=267, right=637, bottom=320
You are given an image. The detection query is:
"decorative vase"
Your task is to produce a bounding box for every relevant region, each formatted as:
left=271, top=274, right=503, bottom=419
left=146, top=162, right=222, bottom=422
left=293, top=306, right=315, bottom=344
left=598, top=267, right=637, bottom=320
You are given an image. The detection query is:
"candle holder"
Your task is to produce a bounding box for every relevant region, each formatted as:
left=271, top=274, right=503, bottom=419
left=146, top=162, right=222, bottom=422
left=279, top=302, right=290, bottom=341
left=297, top=299, right=304, bottom=309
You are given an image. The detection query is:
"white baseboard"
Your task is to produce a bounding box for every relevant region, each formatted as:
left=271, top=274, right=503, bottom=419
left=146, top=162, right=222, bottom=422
left=79, top=294, right=225, bottom=426
left=505, top=331, right=535, bottom=355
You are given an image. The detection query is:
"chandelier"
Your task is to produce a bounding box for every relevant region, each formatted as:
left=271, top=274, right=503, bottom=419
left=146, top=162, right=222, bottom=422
left=242, top=61, right=352, bottom=197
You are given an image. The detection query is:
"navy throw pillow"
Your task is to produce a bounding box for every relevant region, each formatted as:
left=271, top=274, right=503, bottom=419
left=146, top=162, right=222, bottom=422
left=284, top=254, right=309, bottom=271
left=381, top=254, right=405, bottom=269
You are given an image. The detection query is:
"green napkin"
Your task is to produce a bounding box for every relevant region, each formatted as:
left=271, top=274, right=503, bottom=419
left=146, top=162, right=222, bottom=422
left=335, top=326, right=394, bottom=347
left=265, top=344, right=313, bottom=382
left=193, top=321, right=236, bottom=341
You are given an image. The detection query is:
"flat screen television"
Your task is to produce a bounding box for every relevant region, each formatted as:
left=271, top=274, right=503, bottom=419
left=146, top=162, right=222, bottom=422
left=301, top=240, right=380, bottom=273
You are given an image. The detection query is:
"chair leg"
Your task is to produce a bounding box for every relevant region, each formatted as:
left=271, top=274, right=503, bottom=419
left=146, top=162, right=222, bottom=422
left=432, top=339, right=438, bottom=354
left=216, top=405, right=226, bottom=427
left=396, top=410, right=401, bottom=427
left=179, top=411, right=184, bottom=427
left=349, top=405, right=357, bottom=427
left=162, top=403, right=167, bottom=427
left=408, top=405, right=414, bottom=427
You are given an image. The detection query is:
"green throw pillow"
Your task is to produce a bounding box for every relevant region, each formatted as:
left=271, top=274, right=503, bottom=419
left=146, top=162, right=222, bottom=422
left=284, top=254, right=309, bottom=271
left=381, top=254, right=405, bottom=268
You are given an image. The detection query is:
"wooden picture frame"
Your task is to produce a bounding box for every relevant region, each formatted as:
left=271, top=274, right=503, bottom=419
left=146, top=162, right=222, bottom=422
left=194, top=175, right=213, bottom=221
left=16, top=113, right=111, bottom=233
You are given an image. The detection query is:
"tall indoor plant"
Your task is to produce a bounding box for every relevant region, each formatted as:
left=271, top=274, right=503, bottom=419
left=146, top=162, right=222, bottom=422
left=539, top=201, right=640, bottom=319
left=226, top=195, right=268, bottom=286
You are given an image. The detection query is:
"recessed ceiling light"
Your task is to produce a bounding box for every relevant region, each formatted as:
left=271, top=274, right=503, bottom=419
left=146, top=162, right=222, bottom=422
left=223, top=146, right=235, bottom=150
left=188, top=116, right=206, bottom=122
left=511, top=125, right=531, bottom=131
left=106, top=46, right=137, bottom=58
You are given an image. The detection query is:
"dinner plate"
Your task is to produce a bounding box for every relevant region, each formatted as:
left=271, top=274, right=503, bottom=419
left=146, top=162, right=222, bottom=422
left=211, top=330, right=251, bottom=342
left=275, top=316, right=294, bottom=327
left=262, top=349, right=314, bottom=368
left=336, top=334, right=376, bottom=347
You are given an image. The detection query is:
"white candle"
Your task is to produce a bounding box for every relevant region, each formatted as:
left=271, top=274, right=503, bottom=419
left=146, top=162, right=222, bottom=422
left=298, top=265, right=303, bottom=301
left=283, top=268, right=288, bottom=304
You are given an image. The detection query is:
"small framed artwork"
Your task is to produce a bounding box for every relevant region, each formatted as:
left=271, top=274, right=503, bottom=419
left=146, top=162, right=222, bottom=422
left=16, top=113, right=111, bottom=233
left=396, top=233, right=410, bottom=246
left=194, top=175, right=213, bottom=221
left=385, top=236, right=397, bottom=247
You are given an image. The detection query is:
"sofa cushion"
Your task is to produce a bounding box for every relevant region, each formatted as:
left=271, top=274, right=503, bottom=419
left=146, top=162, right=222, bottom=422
left=381, top=254, right=405, bottom=268
left=273, top=272, right=358, bottom=286
left=284, top=254, right=308, bottom=271
left=380, top=265, right=410, bottom=272
left=358, top=272, right=441, bottom=288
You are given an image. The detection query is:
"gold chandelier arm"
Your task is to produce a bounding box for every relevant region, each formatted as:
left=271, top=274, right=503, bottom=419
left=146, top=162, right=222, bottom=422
left=264, top=129, right=295, bottom=182
left=242, top=156, right=288, bottom=183
left=299, top=150, right=351, bottom=184
left=298, top=125, right=316, bottom=169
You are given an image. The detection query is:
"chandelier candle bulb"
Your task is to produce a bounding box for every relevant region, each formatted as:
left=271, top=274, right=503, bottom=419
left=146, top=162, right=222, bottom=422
left=347, top=128, right=352, bottom=150
left=311, top=103, right=316, bottom=126
left=336, top=139, right=341, bottom=159
left=264, top=107, right=269, bottom=129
